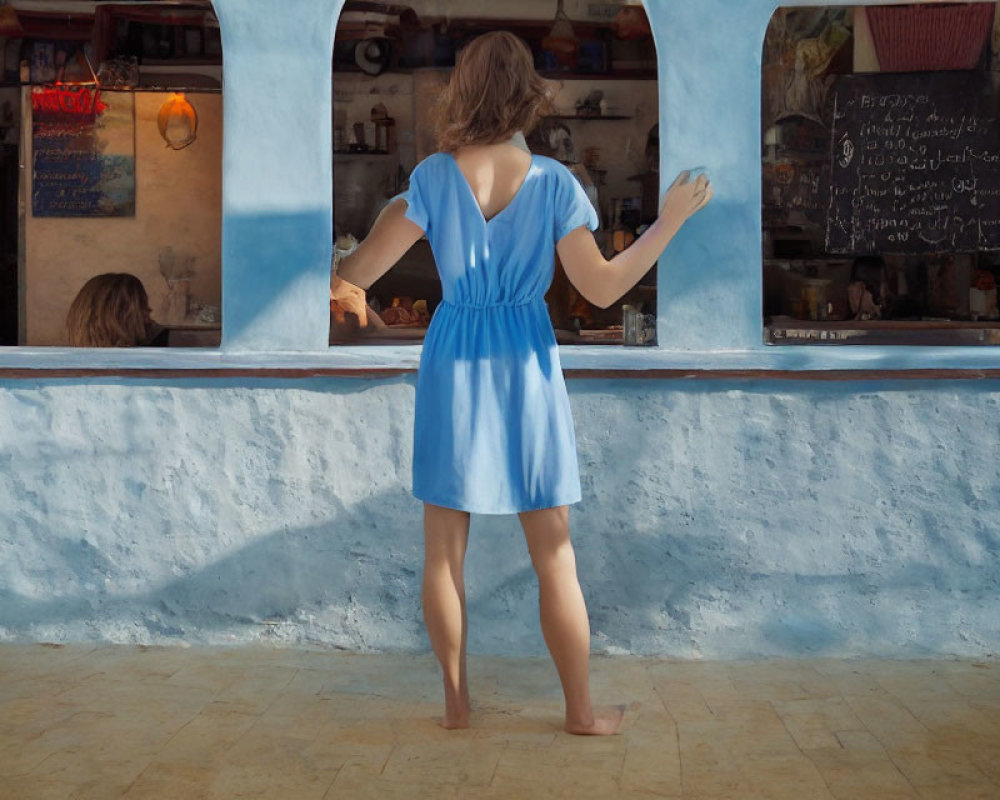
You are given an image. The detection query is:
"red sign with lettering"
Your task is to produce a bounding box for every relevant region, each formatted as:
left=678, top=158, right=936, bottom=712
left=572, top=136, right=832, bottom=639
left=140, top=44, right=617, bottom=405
left=31, top=86, right=108, bottom=123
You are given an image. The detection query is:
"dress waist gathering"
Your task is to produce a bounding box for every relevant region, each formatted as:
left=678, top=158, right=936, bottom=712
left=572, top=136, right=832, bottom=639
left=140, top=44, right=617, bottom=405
left=437, top=296, right=543, bottom=310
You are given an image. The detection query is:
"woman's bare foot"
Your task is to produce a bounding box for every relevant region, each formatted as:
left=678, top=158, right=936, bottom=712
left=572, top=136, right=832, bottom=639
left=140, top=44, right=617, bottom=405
left=440, top=710, right=470, bottom=730
left=440, top=689, right=471, bottom=730
left=564, top=704, right=626, bottom=736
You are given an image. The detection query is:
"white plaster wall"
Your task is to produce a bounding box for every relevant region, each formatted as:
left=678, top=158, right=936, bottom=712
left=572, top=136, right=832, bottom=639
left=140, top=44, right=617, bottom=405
left=23, top=92, right=223, bottom=346
left=1, top=379, right=997, bottom=658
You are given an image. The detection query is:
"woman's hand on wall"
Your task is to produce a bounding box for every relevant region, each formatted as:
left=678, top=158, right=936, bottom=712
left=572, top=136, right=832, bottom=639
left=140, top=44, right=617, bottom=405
left=557, top=169, right=713, bottom=310
left=660, top=170, right=713, bottom=228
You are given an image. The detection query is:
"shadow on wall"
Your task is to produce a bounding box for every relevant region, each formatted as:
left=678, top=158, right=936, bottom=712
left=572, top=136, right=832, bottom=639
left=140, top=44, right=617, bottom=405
left=659, top=198, right=750, bottom=300
left=0, top=485, right=549, bottom=654
left=0, top=372, right=548, bottom=653
left=0, top=377, right=428, bottom=649
left=1, top=490, right=419, bottom=650
left=222, top=210, right=333, bottom=350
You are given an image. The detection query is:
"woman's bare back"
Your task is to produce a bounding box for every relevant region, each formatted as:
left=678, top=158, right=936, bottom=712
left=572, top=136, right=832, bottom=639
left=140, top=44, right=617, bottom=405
left=451, top=143, right=533, bottom=222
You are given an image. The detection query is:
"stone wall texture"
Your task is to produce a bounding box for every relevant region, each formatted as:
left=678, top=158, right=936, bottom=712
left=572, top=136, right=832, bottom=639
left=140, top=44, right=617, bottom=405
left=2, top=378, right=997, bottom=658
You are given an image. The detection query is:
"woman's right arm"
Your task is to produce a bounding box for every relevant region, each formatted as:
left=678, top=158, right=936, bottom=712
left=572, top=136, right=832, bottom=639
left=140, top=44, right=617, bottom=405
left=336, top=198, right=425, bottom=291
left=331, top=197, right=425, bottom=327
left=556, top=171, right=712, bottom=309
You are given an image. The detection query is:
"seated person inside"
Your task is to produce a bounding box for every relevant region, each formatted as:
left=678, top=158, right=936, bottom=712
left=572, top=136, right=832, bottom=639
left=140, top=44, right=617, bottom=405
left=66, top=273, right=169, bottom=347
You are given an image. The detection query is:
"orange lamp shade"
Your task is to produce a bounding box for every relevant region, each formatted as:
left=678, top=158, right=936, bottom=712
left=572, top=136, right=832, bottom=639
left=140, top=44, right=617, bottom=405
left=157, top=93, right=198, bottom=150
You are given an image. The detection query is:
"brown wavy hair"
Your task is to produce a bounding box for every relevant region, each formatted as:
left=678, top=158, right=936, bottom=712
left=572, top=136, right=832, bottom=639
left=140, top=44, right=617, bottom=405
left=435, top=31, right=553, bottom=151
left=66, top=273, right=152, bottom=347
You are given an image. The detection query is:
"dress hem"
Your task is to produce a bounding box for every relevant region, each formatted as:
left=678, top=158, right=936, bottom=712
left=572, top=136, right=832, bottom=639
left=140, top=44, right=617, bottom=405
left=412, top=490, right=582, bottom=516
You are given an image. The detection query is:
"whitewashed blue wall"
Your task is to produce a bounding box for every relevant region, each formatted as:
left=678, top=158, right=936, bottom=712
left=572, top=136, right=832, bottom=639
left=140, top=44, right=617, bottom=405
left=2, top=377, right=998, bottom=657
left=1, top=0, right=998, bottom=657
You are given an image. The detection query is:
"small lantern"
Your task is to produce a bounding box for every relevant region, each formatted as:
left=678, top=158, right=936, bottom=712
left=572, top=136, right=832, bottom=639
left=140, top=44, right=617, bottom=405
left=157, top=93, right=198, bottom=150
left=542, top=0, right=579, bottom=68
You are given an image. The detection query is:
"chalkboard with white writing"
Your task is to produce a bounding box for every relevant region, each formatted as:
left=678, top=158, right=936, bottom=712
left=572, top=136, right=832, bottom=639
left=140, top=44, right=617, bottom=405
left=825, top=72, right=1000, bottom=254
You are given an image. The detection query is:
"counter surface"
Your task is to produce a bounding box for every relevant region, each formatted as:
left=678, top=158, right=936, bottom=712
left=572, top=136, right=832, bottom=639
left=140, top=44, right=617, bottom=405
left=5, top=343, right=1000, bottom=379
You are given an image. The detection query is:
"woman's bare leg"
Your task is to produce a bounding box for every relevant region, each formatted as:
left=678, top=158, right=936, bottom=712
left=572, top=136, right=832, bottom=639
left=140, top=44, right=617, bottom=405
left=422, top=502, right=471, bottom=729
left=519, top=505, right=623, bottom=735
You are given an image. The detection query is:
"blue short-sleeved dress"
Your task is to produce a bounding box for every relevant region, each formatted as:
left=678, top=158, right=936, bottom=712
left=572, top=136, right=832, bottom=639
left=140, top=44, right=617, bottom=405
left=398, top=152, right=599, bottom=515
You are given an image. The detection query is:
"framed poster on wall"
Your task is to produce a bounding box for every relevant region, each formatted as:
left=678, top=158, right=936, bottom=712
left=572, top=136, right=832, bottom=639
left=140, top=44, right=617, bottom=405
left=31, top=86, right=135, bottom=217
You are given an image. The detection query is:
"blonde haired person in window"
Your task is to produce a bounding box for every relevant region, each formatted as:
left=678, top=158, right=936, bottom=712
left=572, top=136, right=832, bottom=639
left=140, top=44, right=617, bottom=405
left=66, top=273, right=165, bottom=347
left=334, top=31, right=711, bottom=734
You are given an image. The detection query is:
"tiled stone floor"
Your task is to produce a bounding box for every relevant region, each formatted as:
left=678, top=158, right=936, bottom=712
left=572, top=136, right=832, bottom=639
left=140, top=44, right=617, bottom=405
left=0, top=644, right=997, bottom=799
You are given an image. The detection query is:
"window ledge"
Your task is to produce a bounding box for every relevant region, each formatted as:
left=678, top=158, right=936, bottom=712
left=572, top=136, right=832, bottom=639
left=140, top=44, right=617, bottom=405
left=2, top=344, right=1000, bottom=379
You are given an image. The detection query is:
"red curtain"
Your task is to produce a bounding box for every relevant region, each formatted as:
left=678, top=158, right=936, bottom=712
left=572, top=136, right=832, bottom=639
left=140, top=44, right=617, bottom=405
left=867, top=2, right=996, bottom=71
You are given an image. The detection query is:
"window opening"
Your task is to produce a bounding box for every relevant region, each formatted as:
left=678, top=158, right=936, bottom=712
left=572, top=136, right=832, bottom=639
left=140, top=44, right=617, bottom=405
left=331, top=0, right=658, bottom=346
left=1, top=0, right=222, bottom=348
left=763, top=3, right=1000, bottom=346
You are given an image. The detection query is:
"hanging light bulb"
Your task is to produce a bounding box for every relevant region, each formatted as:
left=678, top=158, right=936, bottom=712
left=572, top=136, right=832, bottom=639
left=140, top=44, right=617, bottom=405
left=543, top=0, right=579, bottom=68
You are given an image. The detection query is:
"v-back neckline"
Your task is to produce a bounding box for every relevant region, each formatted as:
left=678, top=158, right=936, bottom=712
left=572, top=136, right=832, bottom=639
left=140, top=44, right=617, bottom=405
left=448, top=151, right=535, bottom=225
